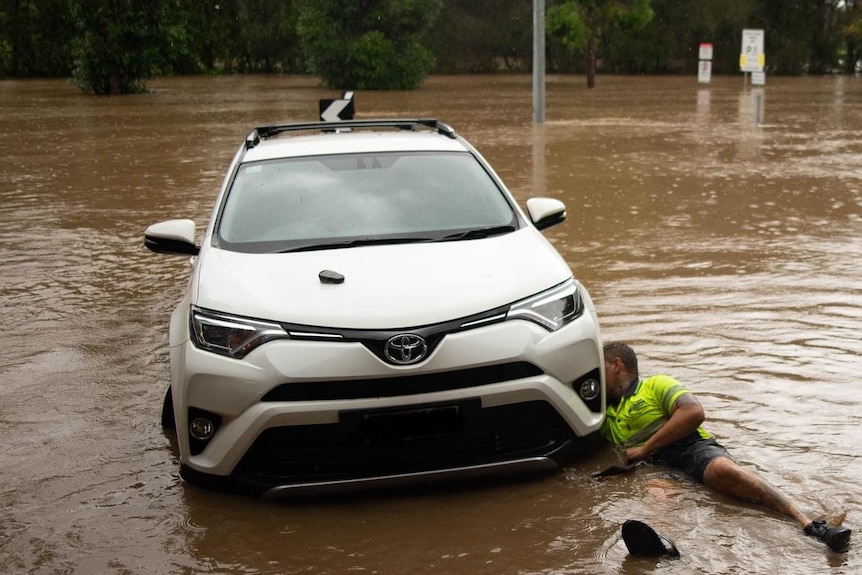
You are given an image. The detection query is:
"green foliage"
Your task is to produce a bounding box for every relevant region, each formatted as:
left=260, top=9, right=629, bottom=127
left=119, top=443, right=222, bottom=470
left=754, top=0, right=844, bottom=74
left=236, top=0, right=303, bottom=73
left=547, top=3, right=589, bottom=51
left=845, top=1, right=862, bottom=72
left=600, top=0, right=741, bottom=74
left=70, top=0, right=164, bottom=94
left=545, top=0, right=654, bottom=86
left=608, top=0, right=653, bottom=29
left=297, top=0, right=441, bottom=90
left=0, top=0, right=75, bottom=77
left=2, top=0, right=862, bottom=86
left=159, top=1, right=236, bottom=74
left=546, top=0, right=654, bottom=52
left=427, top=1, right=533, bottom=72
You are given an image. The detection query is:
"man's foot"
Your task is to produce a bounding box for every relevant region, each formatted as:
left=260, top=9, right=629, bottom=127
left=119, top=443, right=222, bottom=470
left=804, top=520, right=851, bottom=552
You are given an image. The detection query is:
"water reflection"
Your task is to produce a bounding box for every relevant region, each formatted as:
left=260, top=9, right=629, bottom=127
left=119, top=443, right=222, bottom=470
left=0, top=75, right=860, bottom=574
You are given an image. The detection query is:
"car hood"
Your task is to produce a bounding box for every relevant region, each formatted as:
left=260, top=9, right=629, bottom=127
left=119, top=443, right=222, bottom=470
left=193, top=229, right=573, bottom=329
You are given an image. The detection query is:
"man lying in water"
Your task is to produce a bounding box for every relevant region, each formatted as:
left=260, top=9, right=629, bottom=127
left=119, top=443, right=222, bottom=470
left=601, top=341, right=851, bottom=552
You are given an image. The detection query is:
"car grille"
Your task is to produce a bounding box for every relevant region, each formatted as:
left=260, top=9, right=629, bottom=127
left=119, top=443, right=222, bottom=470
left=232, top=399, right=576, bottom=489
left=260, top=361, right=543, bottom=401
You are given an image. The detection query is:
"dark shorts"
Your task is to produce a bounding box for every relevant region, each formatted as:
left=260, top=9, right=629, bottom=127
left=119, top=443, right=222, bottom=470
left=652, top=437, right=732, bottom=482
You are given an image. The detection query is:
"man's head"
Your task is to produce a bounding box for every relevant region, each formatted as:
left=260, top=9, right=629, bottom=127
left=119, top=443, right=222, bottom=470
left=603, top=342, right=638, bottom=375
left=603, top=342, right=639, bottom=401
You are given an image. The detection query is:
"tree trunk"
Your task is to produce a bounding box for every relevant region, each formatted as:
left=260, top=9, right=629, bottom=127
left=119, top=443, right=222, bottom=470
left=109, top=74, right=121, bottom=95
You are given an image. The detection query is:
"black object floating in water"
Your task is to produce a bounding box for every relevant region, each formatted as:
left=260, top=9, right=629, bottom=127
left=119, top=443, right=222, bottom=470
left=622, top=519, right=680, bottom=558
left=592, top=461, right=644, bottom=478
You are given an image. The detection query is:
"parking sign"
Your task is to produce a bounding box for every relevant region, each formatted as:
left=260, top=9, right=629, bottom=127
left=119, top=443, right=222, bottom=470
left=740, top=29, right=765, bottom=72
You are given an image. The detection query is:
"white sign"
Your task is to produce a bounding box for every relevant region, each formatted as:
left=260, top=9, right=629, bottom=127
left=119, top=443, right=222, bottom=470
left=321, top=100, right=351, bottom=122
left=319, top=91, right=355, bottom=121
left=699, top=43, right=713, bottom=61
left=740, top=29, right=765, bottom=72
left=698, top=60, right=712, bottom=84
left=751, top=71, right=766, bottom=85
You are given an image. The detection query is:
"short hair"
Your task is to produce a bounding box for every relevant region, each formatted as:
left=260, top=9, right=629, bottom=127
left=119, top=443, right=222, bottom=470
left=603, top=342, right=639, bottom=376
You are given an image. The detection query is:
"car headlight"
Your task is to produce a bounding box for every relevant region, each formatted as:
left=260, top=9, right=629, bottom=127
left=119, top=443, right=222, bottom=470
left=190, top=307, right=289, bottom=358
left=507, top=279, right=584, bottom=331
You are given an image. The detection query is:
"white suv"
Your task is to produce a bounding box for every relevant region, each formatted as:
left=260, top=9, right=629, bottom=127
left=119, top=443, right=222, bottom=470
left=145, top=118, right=604, bottom=497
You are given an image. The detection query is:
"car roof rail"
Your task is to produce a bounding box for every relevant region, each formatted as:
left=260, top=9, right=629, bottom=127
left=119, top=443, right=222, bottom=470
left=246, top=118, right=457, bottom=149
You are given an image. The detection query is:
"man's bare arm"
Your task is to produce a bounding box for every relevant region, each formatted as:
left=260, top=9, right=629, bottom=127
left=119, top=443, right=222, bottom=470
left=625, top=394, right=705, bottom=462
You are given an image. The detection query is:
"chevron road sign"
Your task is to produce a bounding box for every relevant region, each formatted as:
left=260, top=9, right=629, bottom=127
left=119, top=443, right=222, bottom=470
left=319, top=91, right=355, bottom=121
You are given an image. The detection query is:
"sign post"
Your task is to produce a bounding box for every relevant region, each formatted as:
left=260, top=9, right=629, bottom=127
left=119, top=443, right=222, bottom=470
left=533, top=0, right=545, bottom=123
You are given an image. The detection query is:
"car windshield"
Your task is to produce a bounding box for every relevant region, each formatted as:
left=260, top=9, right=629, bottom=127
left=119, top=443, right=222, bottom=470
left=216, top=151, right=518, bottom=253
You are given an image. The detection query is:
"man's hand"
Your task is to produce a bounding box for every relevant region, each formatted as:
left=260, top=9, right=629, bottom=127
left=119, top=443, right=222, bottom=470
left=626, top=445, right=651, bottom=463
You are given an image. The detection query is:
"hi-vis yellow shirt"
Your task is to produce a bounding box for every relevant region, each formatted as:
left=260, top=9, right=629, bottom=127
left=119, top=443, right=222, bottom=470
left=602, top=375, right=711, bottom=447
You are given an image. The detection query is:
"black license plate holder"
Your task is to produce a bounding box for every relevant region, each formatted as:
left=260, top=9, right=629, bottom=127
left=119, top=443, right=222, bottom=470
left=351, top=401, right=470, bottom=446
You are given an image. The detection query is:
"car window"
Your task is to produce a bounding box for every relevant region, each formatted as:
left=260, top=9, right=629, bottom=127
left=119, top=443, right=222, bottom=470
left=216, top=151, right=517, bottom=252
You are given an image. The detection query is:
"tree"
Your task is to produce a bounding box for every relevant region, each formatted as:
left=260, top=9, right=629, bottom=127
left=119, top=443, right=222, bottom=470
left=236, top=0, right=303, bottom=73
left=427, top=0, right=533, bottom=72
left=546, top=0, right=653, bottom=87
left=157, top=0, right=304, bottom=75
left=0, top=0, right=74, bottom=77
left=296, top=0, right=442, bottom=90
left=595, top=0, right=756, bottom=75
left=808, top=0, right=843, bottom=74
left=844, top=0, right=862, bottom=73
left=5, top=0, right=862, bottom=81
left=70, top=0, right=165, bottom=94
left=159, top=0, right=241, bottom=74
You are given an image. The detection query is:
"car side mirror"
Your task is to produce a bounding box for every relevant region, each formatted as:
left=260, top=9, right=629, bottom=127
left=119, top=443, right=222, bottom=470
left=526, top=198, right=567, bottom=231
left=144, top=219, right=200, bottom=255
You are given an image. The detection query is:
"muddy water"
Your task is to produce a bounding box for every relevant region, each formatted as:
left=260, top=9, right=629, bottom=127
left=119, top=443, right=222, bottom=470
left=1, top=74, right=860, bottom=574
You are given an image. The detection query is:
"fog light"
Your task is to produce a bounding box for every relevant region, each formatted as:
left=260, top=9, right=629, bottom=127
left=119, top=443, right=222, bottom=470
left=189, top=417, right=215, bottom=440
left=579, top=378, right=600, bottom=401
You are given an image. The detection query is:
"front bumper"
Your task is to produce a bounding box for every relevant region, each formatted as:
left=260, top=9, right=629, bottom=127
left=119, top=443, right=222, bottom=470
left=169, top=304, right=604, bottom=495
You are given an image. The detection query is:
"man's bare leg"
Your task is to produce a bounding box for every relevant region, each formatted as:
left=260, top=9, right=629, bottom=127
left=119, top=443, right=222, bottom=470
left=702, top=456, right=810, bottom=525
left=702, top=456, right=851, bottom=551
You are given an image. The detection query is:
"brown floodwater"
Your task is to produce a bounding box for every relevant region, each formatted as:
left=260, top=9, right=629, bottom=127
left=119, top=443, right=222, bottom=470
left=1, top=74, right=860, bottom=574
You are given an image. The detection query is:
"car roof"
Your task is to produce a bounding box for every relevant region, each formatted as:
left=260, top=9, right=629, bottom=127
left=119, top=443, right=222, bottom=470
left=241, top=119, right=470, bottom=162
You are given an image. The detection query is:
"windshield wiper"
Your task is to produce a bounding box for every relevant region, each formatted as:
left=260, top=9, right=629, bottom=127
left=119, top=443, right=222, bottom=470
left=439, top=225, right=516, bottom=242
left=277, top=236, right=435, bottom=253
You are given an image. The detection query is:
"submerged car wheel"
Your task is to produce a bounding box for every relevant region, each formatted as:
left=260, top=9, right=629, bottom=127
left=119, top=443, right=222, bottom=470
left=161, top=385, right=176, bottom=430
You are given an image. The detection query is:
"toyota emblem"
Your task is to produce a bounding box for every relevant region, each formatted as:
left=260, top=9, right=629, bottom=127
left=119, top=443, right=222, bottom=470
left=384, top=334, right=428, bottom=365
